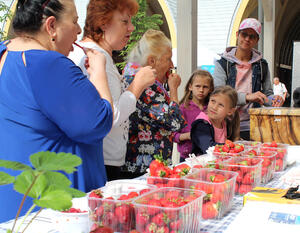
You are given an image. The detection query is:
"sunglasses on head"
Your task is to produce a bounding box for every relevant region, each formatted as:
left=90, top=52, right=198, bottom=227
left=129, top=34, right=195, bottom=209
left=239, top=31, right=258, bottom=40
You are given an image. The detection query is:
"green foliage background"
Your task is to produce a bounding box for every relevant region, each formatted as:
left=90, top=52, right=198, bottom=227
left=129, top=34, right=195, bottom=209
left=0, top=1, right=12, bottom=41
left=116, top=0, right=163, bottom=70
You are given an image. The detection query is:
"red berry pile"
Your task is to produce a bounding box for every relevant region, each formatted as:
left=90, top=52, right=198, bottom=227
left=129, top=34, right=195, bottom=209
left=185, top=168, right=236, bottom=219
left=213, top=140, right=245, bottom=155
left=147, top=155, right=191, bottom=188
left=242, top=149, right=276, bottom=183
left=62, top=208, right=87, bottom=213
left=133, top=188, right=204, bottom=232
left=88, top=188, right=153, bottom=233
left=222, top=157, right=262, bottom=195
left=261, top=141, right=288, bottom=171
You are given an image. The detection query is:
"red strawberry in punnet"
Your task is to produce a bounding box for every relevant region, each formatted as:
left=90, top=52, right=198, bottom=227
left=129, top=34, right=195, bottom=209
left=202, top=201, right=219, bottom=219
left=90, top=226, right=114, bottom=233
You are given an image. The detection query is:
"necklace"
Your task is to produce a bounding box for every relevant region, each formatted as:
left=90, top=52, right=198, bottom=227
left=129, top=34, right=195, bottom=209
left=20, top=35, right=47, bottom=50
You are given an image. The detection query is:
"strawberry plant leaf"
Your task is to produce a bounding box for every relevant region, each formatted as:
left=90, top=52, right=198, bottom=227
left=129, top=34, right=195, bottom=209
left=30, top=152, right=82, bottom=173
left=14, top=170, right=47, bottom=199
left=43, top=171, right=71, bottom=187
left=65, top=187, right=86, bottom=198
left=0, top=171, right=15, bottom=185
left=0, top=160, right=31, bottom=171
left=34, top=189, right=72, bottom=210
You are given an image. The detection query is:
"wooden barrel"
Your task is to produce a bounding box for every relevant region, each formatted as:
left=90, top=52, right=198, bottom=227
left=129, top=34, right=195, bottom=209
left=249, top=107, right=300, bottom=145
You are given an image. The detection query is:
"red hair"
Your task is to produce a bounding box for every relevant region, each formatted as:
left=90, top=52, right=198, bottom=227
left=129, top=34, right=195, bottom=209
left=83, top=0, right=139, bottom=43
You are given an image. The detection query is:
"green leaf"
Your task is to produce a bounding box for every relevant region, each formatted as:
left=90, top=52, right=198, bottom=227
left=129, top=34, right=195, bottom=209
left=43, top=172, right=85, bottom=198
left=14, top=170, right=47, bottom=198
left=0, top=160, right=32, bottom=171
left=30, top=151, right=82, bottom=173
left=0, top=171, right=15, bottom=185
left=34, top=189, right=72, bottom=210
left=44, top=171, right=71, bottom=188
left=65, top=187, right=86, bottom=198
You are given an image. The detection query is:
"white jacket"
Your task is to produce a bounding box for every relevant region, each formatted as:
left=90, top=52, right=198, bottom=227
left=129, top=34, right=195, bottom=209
left=69, top=41, right=137, bottom=166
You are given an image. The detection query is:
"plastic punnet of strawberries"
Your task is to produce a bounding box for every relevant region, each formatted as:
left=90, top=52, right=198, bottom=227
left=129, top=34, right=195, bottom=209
left=88, top=186, right=153, bottom=233
left=260, top=141, right=288, bottom=172
left=184, top=168, right=237, bottom=219
left=147, top=154, right=191, bottom=188
left=132, top=187, right=205, bottom=232
left=213, top=140, right=245, bottom=157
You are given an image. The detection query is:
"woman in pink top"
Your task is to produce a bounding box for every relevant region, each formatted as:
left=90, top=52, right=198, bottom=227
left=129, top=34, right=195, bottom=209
left=191, top=86, right=240, bottom=155
left=174, top=70, right=214, bottom=161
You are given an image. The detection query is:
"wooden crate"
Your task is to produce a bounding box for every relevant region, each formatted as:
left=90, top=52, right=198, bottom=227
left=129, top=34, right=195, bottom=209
left=249, top=107, right=300, bottom=145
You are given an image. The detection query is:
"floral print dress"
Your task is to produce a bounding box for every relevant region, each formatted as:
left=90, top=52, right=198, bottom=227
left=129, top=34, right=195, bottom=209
left=122, top=62, right=186, bottom=174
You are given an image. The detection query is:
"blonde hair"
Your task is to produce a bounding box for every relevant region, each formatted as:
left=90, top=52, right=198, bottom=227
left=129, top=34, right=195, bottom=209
left=210, top=86, right=240, bottom=141
left=180, top=69, right=214, bottom=108
left=127, top=29, right=172, bottom=66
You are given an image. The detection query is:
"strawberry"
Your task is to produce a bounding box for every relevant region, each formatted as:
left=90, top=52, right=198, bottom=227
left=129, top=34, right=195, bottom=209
left=151, top=213, right=170, bottom=226
left=89, top=189, right=103, bottom=210
left=89, top=189, right=103, bottom=198
left=114, top=204, right=131, bottom=224
left=270, top=141, right=278, bottom=147
left=222, top=144, right=230, bottom=153
left=127, top=191, right=139, bottom=199
left=236, top=170, right=243, bottom=183
left=173, top=164, right=191, bottom=176
left=202, top=201, right=219, bottom=219
left=135, top=212, right=150, bottom=227
left=153, top=166, right=169, bottom=177
left=145, top=222, right=158, bottom=233
left=247, top=149, right=257, bottom=156
left=139, top=188, right=151, bottom=196
left=193, top=164, right=203, bottom=169
left=156, top=226, right=170, bottom=233
left=275, top=159, right=283, bottom=171
left=262, top=158, right=271, bottom=167
left=165, top=190, right=181, bottom=201
left=147, top=199, right=161, bottom=215
left=242, top=172, right=254, bottom=184
left=211, top=174, right=226, bottom=183
left=225, top=139, right=235, bottom=148
left=118, top=194, right=129, bottom=200
left=149, top=154, right=167, bottom=176
left=238, top=184, right=252, bottom=195
left=90, top=226, right=114, bottom=233
left=170, top=219, right=182, bottom=230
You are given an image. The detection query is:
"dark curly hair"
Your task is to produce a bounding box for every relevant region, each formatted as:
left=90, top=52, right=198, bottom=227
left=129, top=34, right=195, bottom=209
left=13, top=0, right=65, bottom=34
left=83, top=0, right=139, bottom=43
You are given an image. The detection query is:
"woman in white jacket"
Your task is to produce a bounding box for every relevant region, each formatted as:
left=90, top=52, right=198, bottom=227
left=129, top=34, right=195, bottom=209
left=69, top=0, right=156, bottom=181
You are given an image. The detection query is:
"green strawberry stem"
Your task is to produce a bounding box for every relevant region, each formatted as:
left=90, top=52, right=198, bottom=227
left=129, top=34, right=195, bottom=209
left=20, top=207, right=43, bottom=233
left=11, top=173, right=40, bottom=233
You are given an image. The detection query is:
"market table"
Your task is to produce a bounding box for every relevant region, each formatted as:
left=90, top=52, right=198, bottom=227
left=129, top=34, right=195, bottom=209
left=1, top=147, right=299, bottom=233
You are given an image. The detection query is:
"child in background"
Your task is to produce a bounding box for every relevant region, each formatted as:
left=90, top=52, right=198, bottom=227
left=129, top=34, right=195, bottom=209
left=191, top=85, right=240, bottom=155
left=174, top=70, right=214, bottom=161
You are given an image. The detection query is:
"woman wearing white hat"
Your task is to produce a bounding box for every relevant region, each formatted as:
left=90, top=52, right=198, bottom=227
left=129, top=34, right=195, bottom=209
left=213, top=18, right=283, bottom=140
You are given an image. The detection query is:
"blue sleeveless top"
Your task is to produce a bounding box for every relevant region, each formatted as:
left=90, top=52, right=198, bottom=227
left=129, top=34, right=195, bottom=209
left=0, top=41, right=112, bottom=222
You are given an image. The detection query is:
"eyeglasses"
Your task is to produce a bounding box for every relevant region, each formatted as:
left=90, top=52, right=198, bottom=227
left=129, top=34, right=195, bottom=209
left=240, top=31, right=258, bottom=40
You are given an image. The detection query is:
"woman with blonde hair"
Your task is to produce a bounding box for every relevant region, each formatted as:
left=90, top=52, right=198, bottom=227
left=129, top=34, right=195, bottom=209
left=121, top=29, right=186, bottom=178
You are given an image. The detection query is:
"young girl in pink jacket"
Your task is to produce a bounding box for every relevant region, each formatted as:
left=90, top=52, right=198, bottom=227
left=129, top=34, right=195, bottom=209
left=174, top=70, right=214, bottom=161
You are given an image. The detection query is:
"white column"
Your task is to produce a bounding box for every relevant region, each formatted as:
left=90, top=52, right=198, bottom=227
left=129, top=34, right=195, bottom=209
left=177, top=0, right=198, bottom=100
left=262, top=0, right=275, bottom=79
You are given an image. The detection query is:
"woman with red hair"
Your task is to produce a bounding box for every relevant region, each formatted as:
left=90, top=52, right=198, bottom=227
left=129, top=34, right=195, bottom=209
left=69, top=0, right=156, bottom=181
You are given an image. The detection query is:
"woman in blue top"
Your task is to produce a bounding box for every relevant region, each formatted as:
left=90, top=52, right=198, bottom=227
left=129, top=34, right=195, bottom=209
left=0, top=0, right=113, bottom=222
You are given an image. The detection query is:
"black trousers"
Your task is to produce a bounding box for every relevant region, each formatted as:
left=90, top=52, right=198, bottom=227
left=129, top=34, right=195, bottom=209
left=105, top=165, right=121, bottom=181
